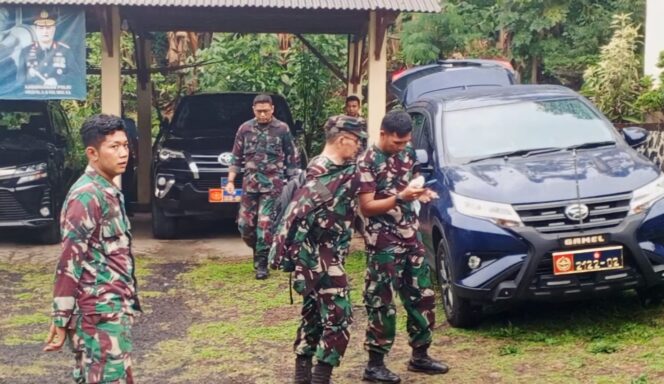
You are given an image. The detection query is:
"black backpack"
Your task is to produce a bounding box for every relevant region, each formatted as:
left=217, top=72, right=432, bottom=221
left=272, top=171, right=307, bottom=233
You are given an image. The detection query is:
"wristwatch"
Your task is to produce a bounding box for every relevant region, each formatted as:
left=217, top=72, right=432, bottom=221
left=395, top=192, right=405, bottom=204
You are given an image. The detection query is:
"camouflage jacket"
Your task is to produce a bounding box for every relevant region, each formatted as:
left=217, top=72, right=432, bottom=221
left=358, top=144, right=420, bottom=252
left=269, top=155, right=359, bottom=294
left=52, top=166, right=140, bottom=328
left=230, top=117, right=299, bottom=193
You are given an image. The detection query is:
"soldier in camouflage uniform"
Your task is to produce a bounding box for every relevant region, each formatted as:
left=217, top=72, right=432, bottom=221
left=357, top=111, right=447, bottom=383
left=225, top=94, right=300, bottom=279
left=270, top=115, right=366, bottom=384
left=44, top=114, right=140, bottom=384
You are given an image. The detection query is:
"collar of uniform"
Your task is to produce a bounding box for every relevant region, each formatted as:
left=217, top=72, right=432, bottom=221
left=85, top=165, right=120, bottom=196
left=252, top=118, right=274, bottom=130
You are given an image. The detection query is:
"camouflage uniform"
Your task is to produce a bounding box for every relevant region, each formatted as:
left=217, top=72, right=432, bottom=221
left=358, top=144, right=436, bottom=355
left=270, top=116, right=366, bottom=367
left=52, top=166, right=140, bottom=384
left=230, top=117, right=299, bottom=269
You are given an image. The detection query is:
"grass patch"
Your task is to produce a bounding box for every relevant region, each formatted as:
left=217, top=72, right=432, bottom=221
left=1, top=312, right=49, bottom=328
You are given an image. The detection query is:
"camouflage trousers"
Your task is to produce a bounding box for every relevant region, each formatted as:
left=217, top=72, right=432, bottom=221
left=363, top=246, right=436, bottom=355
left=238, top=191, right=278, bottom=268
left=68, top=314, right=134, bottom=384
left=294, top=274, right=353, bottom=367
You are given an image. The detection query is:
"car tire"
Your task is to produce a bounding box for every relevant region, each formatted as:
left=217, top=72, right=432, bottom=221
left=637, top=286, right=664, bottom=307
left=38, top=221, right=61, bottom=245
left=151, top=200, right=177, bottom=239
left=436, top=238, right=482, bottom=328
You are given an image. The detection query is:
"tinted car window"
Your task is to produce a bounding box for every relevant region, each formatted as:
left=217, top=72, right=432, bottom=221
left=442, top=98, right=615, bottom=163
left=0, top=101, right=50, bottom=139
left=171, top=94, right=292, bottom=137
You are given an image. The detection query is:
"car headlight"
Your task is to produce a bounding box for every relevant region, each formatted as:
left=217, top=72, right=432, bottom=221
left=451, top=191, right=523, bottom=227
left=629, top=174, right=664, bottom=215
left=158, top=148, right=185, bottom=161
left=17, top=162, right=48, bottom=185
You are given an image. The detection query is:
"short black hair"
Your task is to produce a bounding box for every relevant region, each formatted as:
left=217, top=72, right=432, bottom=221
left=80, top=114, right=126, bottom=148
left=346, top=95, right=360, bottom=104
left=253, top=94, right=273, bottom=106
left=381, top=110, right=412, bottom=137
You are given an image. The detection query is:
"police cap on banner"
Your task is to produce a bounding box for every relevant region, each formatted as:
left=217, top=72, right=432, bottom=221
left=33, top=10, right=56, bottom=27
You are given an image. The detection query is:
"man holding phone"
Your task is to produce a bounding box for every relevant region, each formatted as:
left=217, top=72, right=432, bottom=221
left=357, top=111, right=446, bottom=383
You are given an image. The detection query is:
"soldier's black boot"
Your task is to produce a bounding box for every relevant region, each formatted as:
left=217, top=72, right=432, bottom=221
left=407, top=345, right=449, bottom=375
left=311, top=362, right=333, bottom=384
left=294, top=354, right=312, bottom=384
left=362, top=351, right=400, bottom=383
left=255, top=257, right=269, bottom=280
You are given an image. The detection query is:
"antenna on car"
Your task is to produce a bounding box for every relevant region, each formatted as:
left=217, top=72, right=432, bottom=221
left=572, top=148, right=584, bottom=227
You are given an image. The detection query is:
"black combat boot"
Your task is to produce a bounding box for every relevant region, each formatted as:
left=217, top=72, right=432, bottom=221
left=407, top=345, right=449, bottom=375
left=311, top=362, right=333, bottom=384
left=255, top=257, right=269, bottom=280
left=294, top=354, right=313, bottom=384
left=362, top=351, right=400, bottom=383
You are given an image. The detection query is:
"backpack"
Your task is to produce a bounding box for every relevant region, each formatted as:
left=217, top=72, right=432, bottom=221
left=272, top=170, right=307, bottom=233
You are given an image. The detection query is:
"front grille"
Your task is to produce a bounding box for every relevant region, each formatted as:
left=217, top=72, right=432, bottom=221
left=191, top=154, right=229, bottom=172
left=0, top=190, right=35, bottom=220
left=514, top=193, right=631, bottom=233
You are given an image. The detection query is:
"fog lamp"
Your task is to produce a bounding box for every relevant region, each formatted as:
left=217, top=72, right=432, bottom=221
left=40, top=207, right=50, bottom=217
left=157, top=177, right=167, bottom=187
left=468, top=255, right=482, bottom=270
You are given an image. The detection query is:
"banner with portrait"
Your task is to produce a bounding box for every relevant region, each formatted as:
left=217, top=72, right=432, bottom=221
left=0, top=6, right=85, bottom=100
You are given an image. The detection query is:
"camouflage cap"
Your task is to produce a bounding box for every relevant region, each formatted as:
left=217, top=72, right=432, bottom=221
left=34, top=10, right=56, bottom=27
left=324, top=114, right=367, bottom=139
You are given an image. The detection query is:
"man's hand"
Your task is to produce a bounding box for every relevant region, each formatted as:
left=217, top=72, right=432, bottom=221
left=418, top=189, right=440, bottom=204
left=43, top=322, right=67, bottom=352
left=399, top=185, right=425, bottom=202
left=224, top=181, right=235, bottom=195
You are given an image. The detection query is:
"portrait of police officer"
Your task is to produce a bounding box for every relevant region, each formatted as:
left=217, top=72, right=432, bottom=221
left=19, top=9, right=74, bottom=87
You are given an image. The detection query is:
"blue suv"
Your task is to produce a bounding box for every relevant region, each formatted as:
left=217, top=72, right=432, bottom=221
left=409, top=85, right=664, bottom=327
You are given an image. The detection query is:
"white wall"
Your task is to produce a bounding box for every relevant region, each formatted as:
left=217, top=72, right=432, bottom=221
left=645, top=0, right=664, bottom=85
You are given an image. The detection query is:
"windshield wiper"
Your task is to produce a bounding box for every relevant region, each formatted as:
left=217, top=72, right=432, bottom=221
left=465, top=147, right=560, bottom=164
left=565, top=141, right=616, bottom=151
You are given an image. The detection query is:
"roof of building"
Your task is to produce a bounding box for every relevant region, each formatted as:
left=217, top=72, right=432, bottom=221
left=0, top=0, right=441, bottom=12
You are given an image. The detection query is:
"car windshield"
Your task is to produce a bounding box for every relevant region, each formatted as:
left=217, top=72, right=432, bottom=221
left=442, top=98, right=616, bottom=164
left=171, top=94, right=292, bottom=137
left=0, top=102, right=51, bottom=140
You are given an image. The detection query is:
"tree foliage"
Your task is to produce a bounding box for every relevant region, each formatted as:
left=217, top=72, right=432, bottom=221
left=398, top=0, right=644, bottom=87
left=582, top=14, right=647, bottom=123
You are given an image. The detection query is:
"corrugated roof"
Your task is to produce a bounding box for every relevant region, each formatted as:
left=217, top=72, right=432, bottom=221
left=0, top=0, right=441, bottom=12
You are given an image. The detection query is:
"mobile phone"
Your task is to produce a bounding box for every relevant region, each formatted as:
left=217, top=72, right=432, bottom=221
left=424, top=179, right=437, bottom=187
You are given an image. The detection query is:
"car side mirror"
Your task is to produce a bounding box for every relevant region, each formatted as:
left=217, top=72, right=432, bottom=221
left=294, top=120, right=305, bottom=136
left=622, top=126, right=649, bottom=148
left=415, top=149, right=434, bottom=175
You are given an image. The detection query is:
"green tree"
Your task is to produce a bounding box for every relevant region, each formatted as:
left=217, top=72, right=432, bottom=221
left=398, top=0, right=644, bottom=87
left=582, top=14, right=647, bottom=123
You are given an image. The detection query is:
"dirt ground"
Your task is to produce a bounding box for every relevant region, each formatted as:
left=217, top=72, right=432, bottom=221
left=1, top=214, right=664, bottom=384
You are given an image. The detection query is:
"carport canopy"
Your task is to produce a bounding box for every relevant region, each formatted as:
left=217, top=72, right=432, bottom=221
left=0, top=0, right=441, bottom=206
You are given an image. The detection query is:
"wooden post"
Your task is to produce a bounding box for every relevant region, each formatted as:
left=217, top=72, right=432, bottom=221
left=136, top=36, right=153, bottom=207
left=100, top=5, right=121, bottom=117
left=100, top=6, right=122, bottom=187
left=366, top=11, right=388, bottom=144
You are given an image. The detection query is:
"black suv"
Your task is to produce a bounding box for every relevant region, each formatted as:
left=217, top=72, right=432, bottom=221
left=0, top=100, right=76, bottom=244
left=151, top=92, right=303, bottom=239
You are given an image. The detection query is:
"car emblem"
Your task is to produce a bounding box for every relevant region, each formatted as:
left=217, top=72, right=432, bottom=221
left=564, top=203, right=589, bottom=221
left=217, top=152, right=233, bottom=166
